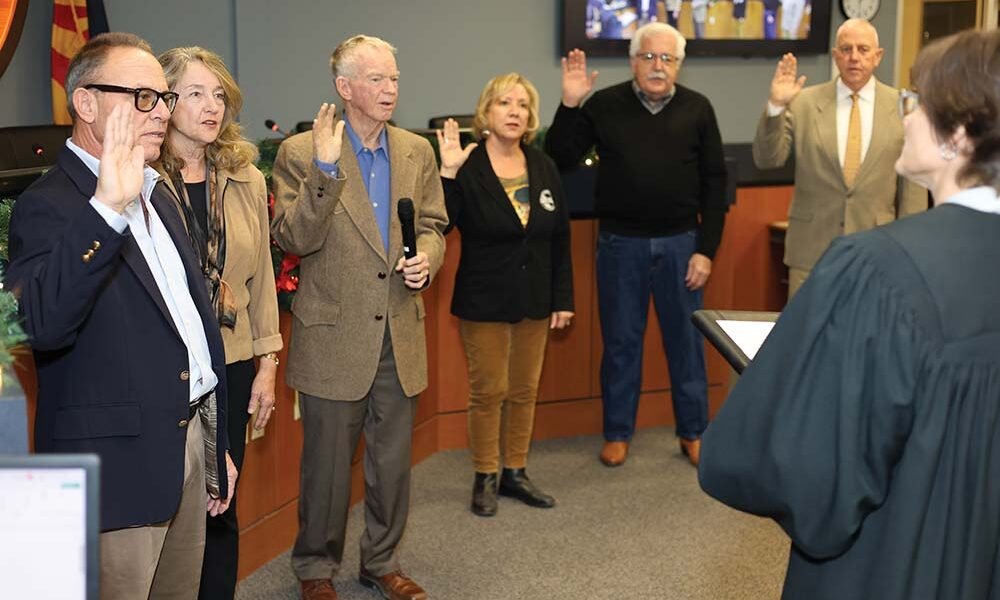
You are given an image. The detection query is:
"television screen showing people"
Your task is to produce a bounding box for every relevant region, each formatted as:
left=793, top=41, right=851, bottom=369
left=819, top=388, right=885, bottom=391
left=586, top=0, right=812, bottom=40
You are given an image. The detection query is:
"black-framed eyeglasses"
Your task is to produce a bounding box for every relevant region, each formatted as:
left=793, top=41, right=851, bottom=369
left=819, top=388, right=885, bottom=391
left=899, top=89, right=919, bottom=117
left=84, top=84, right=179, bottom=113
left=637, top=52, right=680, bottom=65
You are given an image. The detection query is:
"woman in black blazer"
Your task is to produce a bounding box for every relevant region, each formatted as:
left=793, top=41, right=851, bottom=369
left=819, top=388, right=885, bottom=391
left=437, top=73, right=574, bottom=517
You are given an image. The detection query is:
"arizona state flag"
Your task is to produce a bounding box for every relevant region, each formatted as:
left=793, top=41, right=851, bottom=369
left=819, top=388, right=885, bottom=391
left=51, top=0, right=109, bottom=124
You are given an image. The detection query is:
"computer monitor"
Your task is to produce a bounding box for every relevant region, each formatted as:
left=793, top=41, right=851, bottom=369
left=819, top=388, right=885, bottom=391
left=0, top=454, right=100, bottom=600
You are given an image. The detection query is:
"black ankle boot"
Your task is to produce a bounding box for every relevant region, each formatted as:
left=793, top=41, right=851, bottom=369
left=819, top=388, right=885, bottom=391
left=498, top=468, right=555, bottom=508
left=471, top=472, right=498, bottom=517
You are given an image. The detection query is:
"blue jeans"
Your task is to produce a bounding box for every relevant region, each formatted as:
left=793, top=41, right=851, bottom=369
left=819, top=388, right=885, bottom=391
left=596, top=229, right=708, bottom=442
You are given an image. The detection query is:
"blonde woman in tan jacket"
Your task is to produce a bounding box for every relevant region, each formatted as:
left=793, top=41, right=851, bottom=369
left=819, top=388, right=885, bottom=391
left=155, top=46, right=282, bottom=600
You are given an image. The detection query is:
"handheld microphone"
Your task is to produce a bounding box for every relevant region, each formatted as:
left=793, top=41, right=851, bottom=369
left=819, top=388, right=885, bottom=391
left=397, top=198, right=417, bottom=260
left=264, top=119, right=290, bottom=138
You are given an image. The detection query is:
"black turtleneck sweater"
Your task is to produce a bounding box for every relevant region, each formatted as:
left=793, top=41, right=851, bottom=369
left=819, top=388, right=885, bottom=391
left=545, top=80, right=728, bottom=258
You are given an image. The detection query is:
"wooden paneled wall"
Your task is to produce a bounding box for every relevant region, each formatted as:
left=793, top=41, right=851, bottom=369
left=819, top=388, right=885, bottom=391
left=13, top=185, right=794, bottom=580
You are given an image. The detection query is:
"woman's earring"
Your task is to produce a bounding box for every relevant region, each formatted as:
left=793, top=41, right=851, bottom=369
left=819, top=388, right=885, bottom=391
left=939, top=143, right=957, bottom=161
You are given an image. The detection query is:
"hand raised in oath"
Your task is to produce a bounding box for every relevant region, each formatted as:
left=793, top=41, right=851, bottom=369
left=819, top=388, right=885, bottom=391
left=560, top=49, right=599, bottom=108
left=768, top=53, right=807, bottom=108
left=435, top=118, right=478, bottom=179
left=94, top=105, right=146, bottom=214
left=312, top=102, right=346, bottom=165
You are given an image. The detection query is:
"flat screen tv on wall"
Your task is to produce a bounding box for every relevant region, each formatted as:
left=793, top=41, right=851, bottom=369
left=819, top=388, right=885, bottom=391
left=563, top=0, right=833, bottom=58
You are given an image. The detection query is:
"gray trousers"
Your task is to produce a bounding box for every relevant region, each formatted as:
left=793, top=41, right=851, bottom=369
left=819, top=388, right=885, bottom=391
left=291, top=327, right=417, bottom=580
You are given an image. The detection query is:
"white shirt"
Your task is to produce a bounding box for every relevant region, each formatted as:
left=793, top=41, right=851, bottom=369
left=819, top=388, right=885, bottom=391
left=766, top=77, right=877, bottom=169
left=944, top=186, right=1000, bottom=215
left=66, top=139, right=218, bottom=404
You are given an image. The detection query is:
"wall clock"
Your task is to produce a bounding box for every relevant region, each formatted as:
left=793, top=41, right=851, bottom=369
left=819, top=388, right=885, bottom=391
left=840, top=0, right=880, bottom=21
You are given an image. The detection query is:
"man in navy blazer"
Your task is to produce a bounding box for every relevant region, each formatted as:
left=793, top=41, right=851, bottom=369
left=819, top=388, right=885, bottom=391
left=6, top=33, right=234, bottom=600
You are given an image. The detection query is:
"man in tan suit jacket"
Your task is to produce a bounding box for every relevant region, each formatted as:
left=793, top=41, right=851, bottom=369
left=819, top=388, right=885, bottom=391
left=753, top=19, right=927, bottom=297
left=270, top=35, right=446, bottom=600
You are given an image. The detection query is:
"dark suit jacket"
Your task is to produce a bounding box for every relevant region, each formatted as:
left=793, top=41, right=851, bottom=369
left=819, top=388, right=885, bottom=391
left=443, top=144, right=574, bottom=322
left=5, top=146, right=229, bottom=531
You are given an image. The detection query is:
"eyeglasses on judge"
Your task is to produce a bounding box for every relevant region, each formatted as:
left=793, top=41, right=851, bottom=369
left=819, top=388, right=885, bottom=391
left=899, top=89, right=919, bottom=117
left=84, top=84, right=179, bottom=113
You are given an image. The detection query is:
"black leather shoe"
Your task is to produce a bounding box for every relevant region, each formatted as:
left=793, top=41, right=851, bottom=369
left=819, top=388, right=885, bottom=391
left=471, top=472, right=498, bottom=517
left=498, top=468, right=555, bottom=508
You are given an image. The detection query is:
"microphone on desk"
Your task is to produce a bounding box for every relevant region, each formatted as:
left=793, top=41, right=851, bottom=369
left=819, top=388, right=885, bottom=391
left=397, top=198, right=417, bottom=260
left=264, top=119, right=290, bottom=138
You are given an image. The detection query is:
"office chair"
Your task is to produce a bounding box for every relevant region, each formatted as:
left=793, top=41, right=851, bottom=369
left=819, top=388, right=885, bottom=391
left=426, top=114, right=475, bottom=130
left=0, top=125, right=72, bottom=196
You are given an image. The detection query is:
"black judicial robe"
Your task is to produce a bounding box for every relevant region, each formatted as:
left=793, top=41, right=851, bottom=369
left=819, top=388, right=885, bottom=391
left=699, top=203, right=1000, bottom=600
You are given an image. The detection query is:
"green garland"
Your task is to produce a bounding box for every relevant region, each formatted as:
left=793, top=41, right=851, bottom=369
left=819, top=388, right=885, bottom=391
left=0, top=200, right=12, bottom=262
left=0, top=199, right=28, bottom=368
left=0, top=284, right=26, bottom=368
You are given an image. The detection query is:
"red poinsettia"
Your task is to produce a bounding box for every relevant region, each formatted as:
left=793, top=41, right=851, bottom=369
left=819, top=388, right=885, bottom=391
left=275, top=253, right=300, bottom=293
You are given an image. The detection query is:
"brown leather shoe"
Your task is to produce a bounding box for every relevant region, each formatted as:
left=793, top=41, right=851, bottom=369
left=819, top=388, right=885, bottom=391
left=679, top=437, right=701, bottom=466
left=359, top=568, right=427, bottom=600
left=301, top=578, right=338, bottom=600
left=599, top=441, right=629, bottom=467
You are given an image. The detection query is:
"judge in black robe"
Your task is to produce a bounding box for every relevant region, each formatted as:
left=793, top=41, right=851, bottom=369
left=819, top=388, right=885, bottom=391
left=698, top=29, right=1000, bottom=600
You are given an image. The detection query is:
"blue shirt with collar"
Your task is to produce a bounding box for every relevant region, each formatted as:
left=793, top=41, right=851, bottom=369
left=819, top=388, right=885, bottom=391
left=314, top=120, right=392, bottom=253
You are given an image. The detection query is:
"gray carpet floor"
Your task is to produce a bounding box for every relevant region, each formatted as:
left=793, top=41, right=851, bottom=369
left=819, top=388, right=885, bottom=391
left=236, top=427, right=790, bottom=600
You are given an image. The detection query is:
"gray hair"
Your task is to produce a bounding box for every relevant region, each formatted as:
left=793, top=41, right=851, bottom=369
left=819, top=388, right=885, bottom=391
left=64, top=32, right=154, bottom=120
left=629, top=22, right=687, bottom=61
left=836, top=18, right=880, bottom=49
left=329, top=35, right=398, bottom=80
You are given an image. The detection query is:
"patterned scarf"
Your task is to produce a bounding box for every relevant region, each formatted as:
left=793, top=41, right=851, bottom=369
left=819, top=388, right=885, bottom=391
left=171, top=162, right=236, bottom=329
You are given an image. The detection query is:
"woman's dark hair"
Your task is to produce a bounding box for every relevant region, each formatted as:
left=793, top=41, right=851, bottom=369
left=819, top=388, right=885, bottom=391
left=911, top=29, right=1000, bottom=190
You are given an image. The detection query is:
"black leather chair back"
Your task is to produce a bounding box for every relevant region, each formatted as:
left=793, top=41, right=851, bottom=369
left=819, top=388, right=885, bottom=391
left=427, top=115, right=475, bottom=130
left=0, top=125, right=72, bottom=197
left=0, top=125, right=72, bottom=171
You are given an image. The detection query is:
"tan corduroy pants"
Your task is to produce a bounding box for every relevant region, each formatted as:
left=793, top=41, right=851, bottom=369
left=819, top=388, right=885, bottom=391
left=459, top=318, right=550, bottom=473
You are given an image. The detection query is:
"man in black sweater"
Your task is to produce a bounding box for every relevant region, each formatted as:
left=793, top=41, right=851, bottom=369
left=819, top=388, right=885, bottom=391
left=546, top=22, right=727, bottom=469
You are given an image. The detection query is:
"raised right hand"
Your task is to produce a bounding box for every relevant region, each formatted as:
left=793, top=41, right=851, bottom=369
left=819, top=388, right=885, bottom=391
left=94, top=105, right=145, bottom=214
left=312, top=102, right=346, bottom=164
left=561, top=49, right=598, bottom=108
left=769, top=53, right=806, bottom=108
left=435, top=118, right=477, bottom=179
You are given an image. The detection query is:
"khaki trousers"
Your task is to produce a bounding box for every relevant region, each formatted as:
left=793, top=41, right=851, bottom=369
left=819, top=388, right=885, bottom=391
left=788, top=266, right=811, bottom=300
left=100, top=414, right=207, bottom=600
left=460, top=318, right=550, bottom=473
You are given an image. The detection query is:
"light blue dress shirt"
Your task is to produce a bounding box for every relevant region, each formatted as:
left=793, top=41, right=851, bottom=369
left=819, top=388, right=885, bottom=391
left=313, top=121, right=392, bottom=253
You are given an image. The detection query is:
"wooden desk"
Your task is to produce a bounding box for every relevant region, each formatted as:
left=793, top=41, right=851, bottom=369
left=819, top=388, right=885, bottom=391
left=768, top=220, right=790, bottom=292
